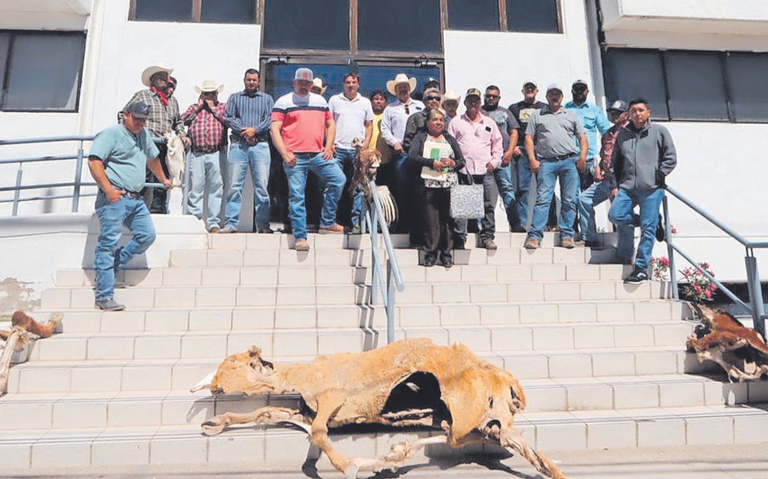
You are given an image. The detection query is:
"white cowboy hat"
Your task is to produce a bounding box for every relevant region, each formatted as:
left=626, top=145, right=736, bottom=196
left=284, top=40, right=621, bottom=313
left=386, top=73, right=417, bottom=96
left=194, top=79, right=224, bottom=95
left=441, top=89, right=460, bottom=104
left=312, top=77, right=327, bottom=95
left=142, top=63, right=174, bottom=87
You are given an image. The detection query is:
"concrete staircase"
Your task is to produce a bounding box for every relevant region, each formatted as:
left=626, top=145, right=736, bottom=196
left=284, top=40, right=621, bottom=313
left=1, top=232, right=767, bottom=473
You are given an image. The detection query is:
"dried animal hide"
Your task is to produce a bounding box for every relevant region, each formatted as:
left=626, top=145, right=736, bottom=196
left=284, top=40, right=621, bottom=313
left=163, top=131, right=185, bottom=187
left=350, top=138, right=398, bottom=229
left=192, top=338, right=568, bottom=479
left=0, top=311, right=62, bottom=394
left=686, top=304, right=768, bottom=382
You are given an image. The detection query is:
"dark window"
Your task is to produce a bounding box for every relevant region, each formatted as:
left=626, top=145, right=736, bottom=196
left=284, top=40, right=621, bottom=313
left=358, top=0, right=442, bottom=52
left=506, top=0, right=559, bottom=33
left=263, top=0, right=348, bottom=50
left=448, top=0, right=500, bottom=31
left=0, top=33, right=9, bottom=107
left=0, top=32, right=86, bottom=112
left=602, top=49, right=669, bottom=120
left=201, top=0, right=256, bottom=24
left=665, top=52, right=728, bottom=121
left=134, top=0, right=194, bottom=22
left=265, top=63, right=440, bottom=100
left=725, top=53, right=768, bottom=123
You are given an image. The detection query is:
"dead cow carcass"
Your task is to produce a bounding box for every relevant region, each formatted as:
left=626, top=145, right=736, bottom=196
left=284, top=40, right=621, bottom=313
left=192, top=338, right=568, bottom=479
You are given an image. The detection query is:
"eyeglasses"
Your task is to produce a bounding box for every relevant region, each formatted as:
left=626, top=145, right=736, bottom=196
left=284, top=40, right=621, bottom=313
left=485, top=94, right=499, bottom=98
left=425, top=96, right=441, bottom=101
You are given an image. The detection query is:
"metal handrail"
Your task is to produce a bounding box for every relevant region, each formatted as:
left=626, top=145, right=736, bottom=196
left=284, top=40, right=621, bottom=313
left=0, top=135, right=168, bottom=216
left=365, top=180, right=405, bottom=345
left=663, top=185, right=766, bottom=337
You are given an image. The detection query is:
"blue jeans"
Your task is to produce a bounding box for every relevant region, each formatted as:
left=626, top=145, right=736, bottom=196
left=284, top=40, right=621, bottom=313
left=186, top=150, right=224, bottom=229
left=336, top=147, right=364, bottom=230
left=609, top=188, right=664, bottom=269
left=515, top=155, right=532, bottom=229
left=94, top=191, right=156, bottom=301
left=579, top=181, right=634, bottom=255
left=494, top=162, right=517, bottom=227
left=283, top=153, right=345, bottom=239
left=225, top=142, right=271, bottom=231
left=529, top=156, right=579, bottom=240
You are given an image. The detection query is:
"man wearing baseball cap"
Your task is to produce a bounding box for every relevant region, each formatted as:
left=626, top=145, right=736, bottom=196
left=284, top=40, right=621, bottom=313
left=88, top=101, right=173, bottom=311
left=124, top=63, right=189, bottom=214
left=271, top=68, right=345, bottom=252
left=523, top=83, right=588, bottom=250
left=447, top=88, right=504, bottom=250
left=577, top=99, right=633, bottom=254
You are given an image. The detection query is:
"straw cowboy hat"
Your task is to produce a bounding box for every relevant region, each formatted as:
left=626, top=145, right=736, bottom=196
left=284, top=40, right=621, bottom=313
left=194, top=79, right=224, bottom=95
left=141, top=63, right=174, bottom=87
left=442, top=89, right=460, bottom=105
left=312, top=77, right=327, bottom=94
left=386, top=73, right=417, bottom=96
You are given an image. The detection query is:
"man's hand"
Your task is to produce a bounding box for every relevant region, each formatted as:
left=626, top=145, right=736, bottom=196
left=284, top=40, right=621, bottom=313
left=486, top=162, right=495, bottom=173
left=513, top=146, right=522, bottom=157
left=205, top=99, right=216, bottom=109
left=283, top=151, right=296, bottom=166
left=161, top=178, right=173, bottom=189
left=322, top=145, right=334, bottom=160
left=106, top=186, right=124, bottom=203
left=530, top=159, right=541, bottom=175
left=182, top=137, right=191, bottom=148
left=197, top=98, right=205, bottom=107
left=594, top=165, right=603, bottom=182
left=394, top=142, right=403, bottom=154
left=502, top=150, right=513, bottom=167
left=577, top=157, right=587, bottom=173
left=610, top=188, right=618, bottom=199
left=242, top=128, right=257, bottom=145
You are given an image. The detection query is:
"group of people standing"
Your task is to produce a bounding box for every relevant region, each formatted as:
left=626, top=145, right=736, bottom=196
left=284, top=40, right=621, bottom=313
left=86, top=64, right=676, bottom=311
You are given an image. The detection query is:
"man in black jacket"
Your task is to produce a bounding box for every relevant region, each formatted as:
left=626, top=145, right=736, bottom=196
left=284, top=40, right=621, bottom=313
left=608, top=99, right=677, bottom=283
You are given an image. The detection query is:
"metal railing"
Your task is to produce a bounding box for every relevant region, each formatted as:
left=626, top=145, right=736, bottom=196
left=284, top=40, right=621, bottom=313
left=663, top=185, right=767, bottom=337
left=0, top=135, right=167, bottom=216
left=365, top=180, right=405, bottom=344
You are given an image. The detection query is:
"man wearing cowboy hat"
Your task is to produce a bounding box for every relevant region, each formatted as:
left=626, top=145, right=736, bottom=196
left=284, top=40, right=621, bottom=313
left=223, top=68, right=275, bottom=233
left=124, top=63, right=189, bottom=214
left=311, top=77, right=328, bottom=97
left=381, top=73, right=424, bottom=235
left=442, top=90, right=460, bottom=123
left=181, top=79, right=228, bottom=233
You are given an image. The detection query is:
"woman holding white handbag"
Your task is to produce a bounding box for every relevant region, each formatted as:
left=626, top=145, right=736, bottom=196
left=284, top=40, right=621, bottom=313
left=408, top=109, right=465, bottom=268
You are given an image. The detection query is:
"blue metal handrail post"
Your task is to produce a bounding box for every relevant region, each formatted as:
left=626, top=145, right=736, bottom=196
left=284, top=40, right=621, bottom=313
left=387, top=260, right=395, bottom=343
left=369, top=211, right=379, bottom=305
left=662, top=194, right=679, bottom=299
left=12, top=166, right=22, bottom=216
left=72, top=141, right=85, bottom=213
left=745, top=252, right=766, bottom=338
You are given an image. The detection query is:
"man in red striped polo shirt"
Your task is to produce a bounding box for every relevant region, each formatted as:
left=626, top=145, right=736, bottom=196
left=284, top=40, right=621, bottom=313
left=271, top=68, right=346, bottom=252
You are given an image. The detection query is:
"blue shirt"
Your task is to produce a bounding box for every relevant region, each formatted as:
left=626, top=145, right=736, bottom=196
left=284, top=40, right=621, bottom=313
left=89, top=124, right=160, bottom=193
left=225, top=90, right=275, bottom=145
left=565, top=101, right=611, bottom=159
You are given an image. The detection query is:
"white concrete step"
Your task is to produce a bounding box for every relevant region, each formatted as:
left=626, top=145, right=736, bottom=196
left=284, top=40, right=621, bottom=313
left=2, top=375, right=765, bottom=431
left=2, top=403, right=767, bottom=469
left=6, top=346, right=718, bottom=394
left=41, top=279, right=663, bottom=310
left=56, top=263, right=634, bottom=288
left=42, top=300, right=687, bottom=334
left=26, top=321, right=695, bottom=363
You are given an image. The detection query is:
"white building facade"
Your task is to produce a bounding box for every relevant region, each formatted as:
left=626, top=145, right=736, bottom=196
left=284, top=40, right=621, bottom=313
left=1, top=0, right=767, bottom=281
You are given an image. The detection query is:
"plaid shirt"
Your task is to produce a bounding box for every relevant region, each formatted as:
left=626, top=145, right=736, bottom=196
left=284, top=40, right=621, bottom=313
left=181, top=101, right=228, bottom=153
left=124, top=89, right=185, bottom=138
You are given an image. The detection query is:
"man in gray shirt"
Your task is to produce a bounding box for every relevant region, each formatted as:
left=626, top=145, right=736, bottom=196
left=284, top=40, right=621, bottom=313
left=523, top=84, right=588, bottom=249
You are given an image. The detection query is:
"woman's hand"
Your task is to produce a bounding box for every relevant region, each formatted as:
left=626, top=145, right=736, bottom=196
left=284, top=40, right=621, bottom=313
left=441, top=158, right=455, bottom=170
left=433, top=160, right=442, bottom=171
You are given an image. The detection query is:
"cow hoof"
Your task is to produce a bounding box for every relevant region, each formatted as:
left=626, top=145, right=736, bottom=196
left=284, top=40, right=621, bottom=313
left=344, top=463, right=359, bottom=479
left=201, top=418, right=226, bottom=436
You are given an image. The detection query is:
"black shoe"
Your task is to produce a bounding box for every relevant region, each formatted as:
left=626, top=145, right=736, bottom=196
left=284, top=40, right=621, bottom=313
left=453, top=238, right=466, bottom=250
left=423, top=255, right=436, bottom=267
left=440, top=255, right=453, bottom=269
left=623, top=266, right=648, bottom=284
left=510, top=225, right=527, bottom=233
left=95, top=298, right=126, bottom=312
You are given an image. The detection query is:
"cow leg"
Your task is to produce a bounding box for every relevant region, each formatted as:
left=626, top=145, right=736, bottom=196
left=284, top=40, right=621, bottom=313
left=201, top=406, right=307, bottom=436
left=306, top=394, right=355, bottom=478
left=500, top=428, right=568, bottom=479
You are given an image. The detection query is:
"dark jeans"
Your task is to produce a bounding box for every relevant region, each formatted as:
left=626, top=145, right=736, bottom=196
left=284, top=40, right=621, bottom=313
left=421, top=186, right=454, bottom=260
left=143, top=143, right=170, bottom=214
left=454, top=172, right=498, bottom=244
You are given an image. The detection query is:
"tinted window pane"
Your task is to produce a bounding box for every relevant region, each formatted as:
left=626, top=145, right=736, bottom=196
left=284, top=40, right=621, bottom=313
left=0, top=34, right=9, bottom=107
left=266, top=64, right=440, bottom=101
left=359, top=0, right=441, bottom=52
left=201, top=0, right=255, bottom=24
left=134, top=0, right=193, bottom=22
left=263, top=0, right=348, bottom=50
left=726, top=53, right=768, bottom=123
left=4, top=34, right=85, bottom=111
left=603, top=49, right=669, bottom=120
left=449, top=0, right=499, bottom=31
left=665, top=52, right=728, bottom=121
left=506, top=0, right=559, bottom=33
